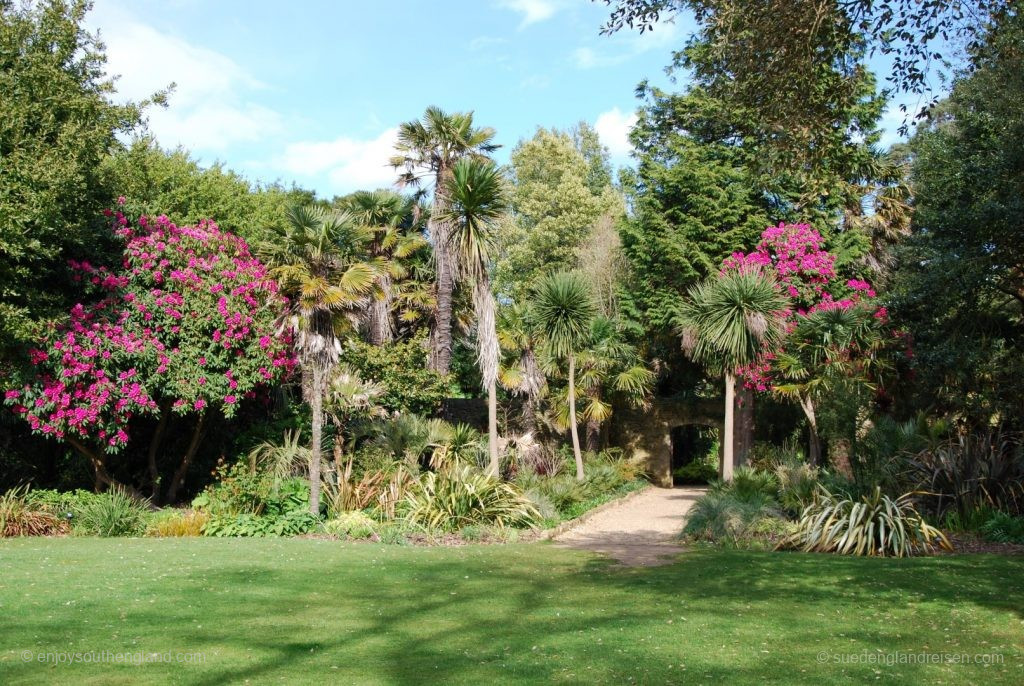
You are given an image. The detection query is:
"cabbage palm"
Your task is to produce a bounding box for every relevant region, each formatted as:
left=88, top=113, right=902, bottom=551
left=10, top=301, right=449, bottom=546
left=774, top=305, right=889, bottom=465
left=259, top=204, right=378, bottom=515
left=532, top=271, right=598, bottom=481
left=676, top=270, right=788, bottom=481
left=341, top=190, right=427, bottom=345
left=439, top=157, right=508, bottom=476
left=390, top=106, right=499, bottom=375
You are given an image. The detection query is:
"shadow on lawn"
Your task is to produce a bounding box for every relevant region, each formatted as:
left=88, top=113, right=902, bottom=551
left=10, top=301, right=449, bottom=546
left=3, top=542, right=1023, bottom=684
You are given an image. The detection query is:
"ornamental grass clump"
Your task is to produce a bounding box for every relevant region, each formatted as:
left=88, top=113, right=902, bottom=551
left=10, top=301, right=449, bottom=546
left=0, top=487, right=67, bottom=537
left=402, top=466, right=540, bottom=531
left=780, top=486, right=951, bottom=557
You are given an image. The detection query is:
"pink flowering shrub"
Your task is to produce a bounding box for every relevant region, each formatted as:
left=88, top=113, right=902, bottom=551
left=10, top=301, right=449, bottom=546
left=722, top=223, right=888, bottom=392
left=4, top=209, right=295, bottom=452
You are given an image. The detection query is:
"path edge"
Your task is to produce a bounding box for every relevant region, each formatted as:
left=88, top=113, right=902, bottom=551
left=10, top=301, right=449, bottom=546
left=538, top=483, right=654, bottom=541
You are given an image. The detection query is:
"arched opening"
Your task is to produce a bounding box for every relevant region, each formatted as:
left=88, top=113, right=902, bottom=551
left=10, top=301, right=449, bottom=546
left=670, top=424, right=719, bottom=485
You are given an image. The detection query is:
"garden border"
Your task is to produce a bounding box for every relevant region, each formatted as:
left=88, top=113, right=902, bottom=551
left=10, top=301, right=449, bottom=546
left=537, top=483, right=654, bottom=541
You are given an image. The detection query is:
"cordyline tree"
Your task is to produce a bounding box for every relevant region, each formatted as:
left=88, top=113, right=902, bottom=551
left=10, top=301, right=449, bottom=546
left=722, top=223, right=892, bottom=464
left=3, top=206, right=294, bottom=502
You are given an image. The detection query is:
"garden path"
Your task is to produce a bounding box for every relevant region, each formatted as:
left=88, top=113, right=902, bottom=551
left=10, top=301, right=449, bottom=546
left=553, top=486, right=704, bottom=566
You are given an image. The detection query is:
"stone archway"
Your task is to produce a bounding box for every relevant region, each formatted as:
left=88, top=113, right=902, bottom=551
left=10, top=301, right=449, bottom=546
left=611, top=398, right=723, bottom=487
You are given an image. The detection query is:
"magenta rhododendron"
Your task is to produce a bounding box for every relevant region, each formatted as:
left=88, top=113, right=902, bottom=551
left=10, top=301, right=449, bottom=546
left=722, top=223, right=886, bottom=391
left=4, top=209, right=296, bottom=452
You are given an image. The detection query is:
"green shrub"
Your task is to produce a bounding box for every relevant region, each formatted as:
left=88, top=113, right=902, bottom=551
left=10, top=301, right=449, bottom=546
left=73, top=487, right=149, bottom=537
left=192, top=460, right=310, bottom=517
left=324, top=511, right=377, bottom=539
left=145, top=509, right=208, bottom=537
left=25, top=488, right=103, bottom=517
left=780, top=487, right=951, bottom=557
left=458, top=524, right=521, bottom=543
left=774, top=461, right=819, bottom=514
left=203, top=509, right=321, bottom=537
left=582, top=463, right=627, bottom=494
left=1, top=487, right=67, bottom=537
left=523, top=489, right=559, bottom=522
left=979, top=511, right=1024, bottom=543
left=711, top=466, right=779, bottom=502
left=681, top=492, right=783, bottom=547
left=402, top=467, right=540, bottom=531
left=673, top=460, right=718, bottom=485
left=533, top=474, right=586, bottom=512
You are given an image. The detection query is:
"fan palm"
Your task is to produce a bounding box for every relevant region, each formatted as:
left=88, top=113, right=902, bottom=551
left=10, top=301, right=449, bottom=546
left=497, top=302, right=547, bottom=439
left=574, top=316, right=654, bottom=451
left=438, top=157, right=509, bottom=476
left=676, top=270, right=789, bottom=481
left=259, top=204, right=379, bottom=514
left=390, top=106, right=499, bottom=375
left=532, top=271, right=598, bottom=481
left=341, top=190, right=428, bottom=345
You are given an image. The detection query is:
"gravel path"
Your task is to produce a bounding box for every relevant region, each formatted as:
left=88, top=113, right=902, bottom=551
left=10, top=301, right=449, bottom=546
left=554, top=486, right=705, bottom=566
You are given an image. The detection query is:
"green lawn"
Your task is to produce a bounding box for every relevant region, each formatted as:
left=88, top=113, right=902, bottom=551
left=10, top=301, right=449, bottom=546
left=1, top=539, right=1021, bottom=685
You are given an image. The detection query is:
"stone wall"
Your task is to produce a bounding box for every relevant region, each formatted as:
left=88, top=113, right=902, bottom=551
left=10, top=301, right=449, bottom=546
left=610, top=398, right=723, bottom=487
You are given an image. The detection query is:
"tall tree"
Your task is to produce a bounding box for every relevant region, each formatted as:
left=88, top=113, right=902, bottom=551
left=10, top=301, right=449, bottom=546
left=390, top=107, right=498, bottom=375
left=440, top=158, right=509, bottom=476
left=533, top=272, right=598, bottom=481
left=891, top=9, right=1024, bottom=428
left=0, top=0, right=147, bottom=358
left=676, top=270, right=788, bottom=480
left=495, top=126, right=623, bottom=302
left=599, top=0, right=1007, bottom=164
left=259, top=206, right=378, bottom=515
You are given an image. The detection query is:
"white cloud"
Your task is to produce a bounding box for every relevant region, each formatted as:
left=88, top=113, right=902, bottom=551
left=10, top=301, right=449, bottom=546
left=498, top=0, right=557, bottom=28
left=573, top=20, right=680, bottom=69
left=594, top=107, right=638, bottom=159
left=96, top=16, right=281, bottom=152
left=573, top=47, right=628, bottom=70
left=280, top=128, right=399, bottom=194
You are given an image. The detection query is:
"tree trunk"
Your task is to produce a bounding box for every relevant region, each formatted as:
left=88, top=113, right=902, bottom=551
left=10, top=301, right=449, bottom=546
left=367, top=274, right=393, bottom=345
left=585, top=417, right=601, bottom=453
left=166, top=410, right=206, bottom=504
left=735, top=385, right=755, bottom=468
left=722, top=373, right=735, bottom=482
left=66, top=435, right=141, bottom=497
left=428, top=172, right=454, bottom=375
left=147, top=401, right=172, bottom=501
left=487, top=380, right=500, bottom=477
left=568, top=354, right=585, bottom=481
left=309, top=364, right=324, bottom=516
left=800, top=395, right=822, bottom=466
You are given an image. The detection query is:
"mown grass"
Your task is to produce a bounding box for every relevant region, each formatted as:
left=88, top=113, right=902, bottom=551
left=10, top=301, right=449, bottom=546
left=0, top=539, right=1021, bottom=684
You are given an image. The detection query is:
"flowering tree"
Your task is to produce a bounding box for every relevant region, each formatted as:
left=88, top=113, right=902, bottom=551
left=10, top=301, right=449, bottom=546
left=722, top=223, right=891, bottom=464
left=4, top=206, right=294, bottom=501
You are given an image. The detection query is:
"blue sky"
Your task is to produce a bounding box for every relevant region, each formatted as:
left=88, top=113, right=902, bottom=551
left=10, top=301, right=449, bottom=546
left=87, top=0, right=924, bottom=198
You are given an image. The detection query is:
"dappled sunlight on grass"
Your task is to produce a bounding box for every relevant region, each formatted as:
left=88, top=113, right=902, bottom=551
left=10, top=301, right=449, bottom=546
left=0, top=539, right=1021, bottom=684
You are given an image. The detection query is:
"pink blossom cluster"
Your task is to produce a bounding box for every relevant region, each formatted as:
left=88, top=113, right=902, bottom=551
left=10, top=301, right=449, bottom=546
left=4, top=207, right=296, bottom=452
left=721, top=223, right=885, bottom=392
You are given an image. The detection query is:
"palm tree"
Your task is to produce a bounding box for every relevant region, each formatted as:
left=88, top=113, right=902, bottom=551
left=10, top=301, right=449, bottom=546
left=574, top=316, right=654, bottom=452
left=259, top=205, right=378, bottom=515
left=532, top=271, right=598, bottom=481
left=341, top=190, right=428, bottom=345
left=439, top=157, right=508, bottom=476
left=676, top=270, right=789, bottom=481
left=497, top=302, right=546, bottom=438
left=390, top=106, right=499, bottom=375
left=773, top=305, right=888, bottom=465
